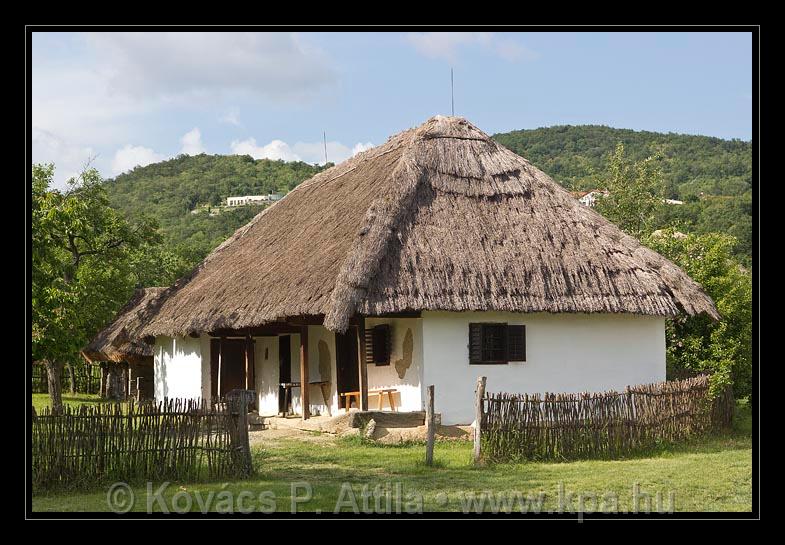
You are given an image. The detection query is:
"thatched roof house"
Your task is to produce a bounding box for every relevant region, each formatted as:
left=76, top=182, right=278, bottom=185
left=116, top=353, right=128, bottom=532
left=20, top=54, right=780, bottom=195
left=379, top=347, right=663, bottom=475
left=82, top=287, right=165, bottom=364
left=143, top=116, right=716, bottom=338
left=142, top=116, right=717, bottom=424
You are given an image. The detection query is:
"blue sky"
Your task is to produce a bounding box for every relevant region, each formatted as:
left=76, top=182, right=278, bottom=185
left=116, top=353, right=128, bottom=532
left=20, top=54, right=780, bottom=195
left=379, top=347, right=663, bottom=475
left=31, top=31, right=753, bottom=187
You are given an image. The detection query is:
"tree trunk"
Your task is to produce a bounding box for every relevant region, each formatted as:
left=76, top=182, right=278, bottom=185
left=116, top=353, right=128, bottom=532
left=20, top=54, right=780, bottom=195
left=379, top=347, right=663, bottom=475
left=66, top=363, right=76, bottom=394
left=99, top=363, right=108, bottom=398
left=106, top=362, right=122, bottom=401
left=44, top=359, right=64, bottom=415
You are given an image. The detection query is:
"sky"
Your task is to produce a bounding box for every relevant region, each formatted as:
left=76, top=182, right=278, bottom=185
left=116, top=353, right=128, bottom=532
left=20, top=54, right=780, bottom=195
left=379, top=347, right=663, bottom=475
left=31, top=31, right=753, bottom=188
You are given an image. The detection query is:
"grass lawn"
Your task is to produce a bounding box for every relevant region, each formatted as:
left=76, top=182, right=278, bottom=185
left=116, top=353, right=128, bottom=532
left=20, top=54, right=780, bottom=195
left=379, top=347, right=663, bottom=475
left=31, top=402, right=752, bottom=514
left=31, top=393, right=109, bottom=414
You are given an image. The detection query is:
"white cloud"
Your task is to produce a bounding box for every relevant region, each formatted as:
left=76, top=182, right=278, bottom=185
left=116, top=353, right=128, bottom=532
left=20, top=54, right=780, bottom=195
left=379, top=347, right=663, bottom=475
left=230, top=138, right=300, bottom=162
left=180, top=127, right=206, bottom=155
left=111, top=144, right=166, bottom=175
left=84, top=32, right=336, bottom=101
left=352, top=142, right=375, bottom=155
left=405, top=32, right=538, bottom=63
left=230, top=138, right=375, bottom=165
left=32, top=127, right=98, bottom=188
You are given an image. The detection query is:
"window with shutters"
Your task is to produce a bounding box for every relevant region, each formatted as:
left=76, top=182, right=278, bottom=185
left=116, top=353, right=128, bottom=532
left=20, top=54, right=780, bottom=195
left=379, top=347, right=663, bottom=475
left=469, top=323, right=526, bottom=364
left=364, top=324, right=391, bottom=366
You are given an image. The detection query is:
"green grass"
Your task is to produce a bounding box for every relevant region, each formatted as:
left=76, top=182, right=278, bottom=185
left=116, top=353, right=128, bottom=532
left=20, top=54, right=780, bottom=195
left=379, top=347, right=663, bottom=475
left=31, top=402, right=752, bottom=514
left=31, top=393, right=109, bottom=414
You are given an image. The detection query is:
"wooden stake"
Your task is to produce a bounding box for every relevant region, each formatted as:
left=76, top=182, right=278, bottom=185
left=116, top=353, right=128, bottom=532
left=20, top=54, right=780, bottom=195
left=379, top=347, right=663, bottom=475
left=300, top=326, right=310, bottom=420
left=425, top=385, right=435, bottom=466
left=356, top=316, right=368, bottom=411
left=473, top=376, right=486, bottom=465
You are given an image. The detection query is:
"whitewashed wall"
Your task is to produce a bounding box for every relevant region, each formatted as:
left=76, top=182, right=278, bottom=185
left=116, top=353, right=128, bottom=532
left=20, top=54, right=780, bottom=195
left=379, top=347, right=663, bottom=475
left=153, top=336, right=207, bottom=402
left=365, top=317, right=424, bottom=412
left=255, top=336, right=280, bottom=415
left=420, top=312, right=666, bottom=425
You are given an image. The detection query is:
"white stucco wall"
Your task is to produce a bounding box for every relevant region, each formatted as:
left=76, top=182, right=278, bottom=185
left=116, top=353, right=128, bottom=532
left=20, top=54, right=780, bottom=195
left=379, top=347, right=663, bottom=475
left=154, top=312, right=664, bottom=424
left=421, top=312, right=666, bottom=425
left=153, top=336, right=207, bottom=402
left=365, top=317, right=424, bottom=412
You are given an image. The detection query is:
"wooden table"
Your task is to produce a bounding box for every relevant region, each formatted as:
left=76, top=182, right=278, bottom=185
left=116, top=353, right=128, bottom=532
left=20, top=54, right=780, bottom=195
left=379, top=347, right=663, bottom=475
left=280, top=381, right=332, bottom=417
left=340, top=388, right=398, bottom=412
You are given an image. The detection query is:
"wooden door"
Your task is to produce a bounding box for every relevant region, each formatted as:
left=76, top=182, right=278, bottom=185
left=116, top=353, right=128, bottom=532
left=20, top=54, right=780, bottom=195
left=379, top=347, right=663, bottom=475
left=335, top=330, right=359, bottom=395
left=278, top=335, right=291, bottom=413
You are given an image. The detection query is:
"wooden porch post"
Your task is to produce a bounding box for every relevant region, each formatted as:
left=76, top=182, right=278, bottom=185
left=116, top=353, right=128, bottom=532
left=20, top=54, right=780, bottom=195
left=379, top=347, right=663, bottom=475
left=217, top=337, right=224, bottom=399
left=244, top=334, right=251, bottom=391
left=356, top=316, right=368, bottom=411
left=300, top=326, right=310, bottom=420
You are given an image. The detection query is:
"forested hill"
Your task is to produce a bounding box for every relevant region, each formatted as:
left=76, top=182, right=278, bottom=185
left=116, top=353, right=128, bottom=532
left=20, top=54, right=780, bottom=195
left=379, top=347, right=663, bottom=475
left=104, top=154, right=327, bottom=264
left=493, top=125, right=752, bottom=198
left=103, top=126, right=752, bottom=268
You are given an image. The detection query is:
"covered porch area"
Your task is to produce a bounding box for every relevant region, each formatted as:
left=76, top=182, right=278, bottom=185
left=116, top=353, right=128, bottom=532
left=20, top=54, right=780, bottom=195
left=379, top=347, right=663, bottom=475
left=207, top=314, right=419, bottom=421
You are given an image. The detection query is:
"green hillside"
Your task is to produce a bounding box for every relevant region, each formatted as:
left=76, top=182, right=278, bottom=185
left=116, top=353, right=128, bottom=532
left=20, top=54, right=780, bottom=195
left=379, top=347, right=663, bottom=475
left=104, top=153, right=327, bottom=265
left=103, top=126, right=752, bottom=268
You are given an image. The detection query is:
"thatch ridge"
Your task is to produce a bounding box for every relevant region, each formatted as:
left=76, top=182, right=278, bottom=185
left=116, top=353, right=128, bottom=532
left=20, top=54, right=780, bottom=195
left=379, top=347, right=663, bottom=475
left=81, top=287, right=166, bottom=363
left=142, top=116, right=718, bottom=336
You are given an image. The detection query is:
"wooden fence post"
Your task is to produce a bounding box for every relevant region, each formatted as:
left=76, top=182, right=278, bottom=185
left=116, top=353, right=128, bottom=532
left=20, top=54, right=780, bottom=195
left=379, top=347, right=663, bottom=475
left=425, top=385, right=435, bottom=466
left=473, top=376, right=486, bottom=465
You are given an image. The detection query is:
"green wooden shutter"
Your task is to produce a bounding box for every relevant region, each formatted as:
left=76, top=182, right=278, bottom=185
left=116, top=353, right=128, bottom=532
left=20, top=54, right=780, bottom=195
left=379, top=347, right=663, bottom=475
left=507, top=325, right=526, bottom=362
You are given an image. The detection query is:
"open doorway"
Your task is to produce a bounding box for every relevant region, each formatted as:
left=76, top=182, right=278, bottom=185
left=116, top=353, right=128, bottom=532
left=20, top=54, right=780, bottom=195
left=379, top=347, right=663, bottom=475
left=335, top=330, right=359, bottom=402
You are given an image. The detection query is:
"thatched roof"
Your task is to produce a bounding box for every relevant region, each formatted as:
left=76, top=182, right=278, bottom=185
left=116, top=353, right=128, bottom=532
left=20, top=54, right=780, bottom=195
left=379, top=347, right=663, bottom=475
left=142, top=116, right=718, bottom=336
left=82, top=287, right=166, bottom=363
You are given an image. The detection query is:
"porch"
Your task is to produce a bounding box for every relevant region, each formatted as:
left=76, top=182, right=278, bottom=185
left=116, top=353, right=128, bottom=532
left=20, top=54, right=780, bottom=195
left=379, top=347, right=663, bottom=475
left=202, top=313, right=423, bottom=421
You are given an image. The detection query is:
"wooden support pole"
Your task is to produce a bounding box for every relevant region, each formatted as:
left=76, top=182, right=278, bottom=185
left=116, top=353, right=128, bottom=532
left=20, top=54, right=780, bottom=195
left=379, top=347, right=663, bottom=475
left=244, top=334, right=251, bottom=391
left=300, top=326, right=310, bottom=420
left=217, top=337, right=224, bottom=399
left=425, top=385, right=435, bottom=466
left=356, top=316, right=368, bottom=411
left=473, top=376, right=486, bottom=465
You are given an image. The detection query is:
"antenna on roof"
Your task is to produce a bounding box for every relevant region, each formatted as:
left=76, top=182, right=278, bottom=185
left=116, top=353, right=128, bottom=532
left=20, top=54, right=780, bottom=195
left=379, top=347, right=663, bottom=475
left=451, top=67, right=455, bottom=116
left=323, top=131, right=328, bottom=164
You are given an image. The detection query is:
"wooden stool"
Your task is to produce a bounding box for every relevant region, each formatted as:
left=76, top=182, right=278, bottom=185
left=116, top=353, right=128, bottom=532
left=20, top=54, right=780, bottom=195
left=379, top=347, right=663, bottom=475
left=369, top=388, right=398, bottom=411
left=340, top=391, right=360, bottom=412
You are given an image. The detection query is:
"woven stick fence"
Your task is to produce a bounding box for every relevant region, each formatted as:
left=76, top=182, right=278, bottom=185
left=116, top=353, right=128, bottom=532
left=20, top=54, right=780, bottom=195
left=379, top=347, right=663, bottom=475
left=481, top=375, right=733, bottom=462
left=31, top=398, right=252, bottom=491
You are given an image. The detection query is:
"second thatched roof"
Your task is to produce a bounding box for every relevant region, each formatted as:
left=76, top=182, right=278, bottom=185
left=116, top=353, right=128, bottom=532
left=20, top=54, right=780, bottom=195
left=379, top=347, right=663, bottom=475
left=142, top=116, right=719, bottom=336
left=82, top=287, right=166, bottom=363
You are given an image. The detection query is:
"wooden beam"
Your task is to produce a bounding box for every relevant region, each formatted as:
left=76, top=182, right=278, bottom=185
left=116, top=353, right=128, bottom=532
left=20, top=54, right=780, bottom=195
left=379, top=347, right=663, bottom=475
left=356, top=316, right=368, bottom=411
left=217, top=337, right=224, bottom=399
left=425, top=385, right=435, bottom=466
left=473, top=376, right=487, bottom=465
left=300, top=326, right=310, bottom=420
left=244, top=335, right=250, bottom=391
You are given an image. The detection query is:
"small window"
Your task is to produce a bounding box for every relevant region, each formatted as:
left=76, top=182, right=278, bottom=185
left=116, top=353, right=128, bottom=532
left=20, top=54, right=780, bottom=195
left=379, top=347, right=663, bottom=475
left=364, top=324, right=391, bottom=366
left=469, top=323, right=526, bottom=364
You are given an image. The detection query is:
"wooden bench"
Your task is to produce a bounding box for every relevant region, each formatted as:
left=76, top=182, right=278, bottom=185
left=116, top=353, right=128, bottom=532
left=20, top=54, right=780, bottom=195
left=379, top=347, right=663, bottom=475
left=340, top=389, right=398, bottom=412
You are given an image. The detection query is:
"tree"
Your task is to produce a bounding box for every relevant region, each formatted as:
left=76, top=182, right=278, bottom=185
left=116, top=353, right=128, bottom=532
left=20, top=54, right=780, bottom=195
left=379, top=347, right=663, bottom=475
left=594, top=143, right=665, bottom=239
left=644, top=229, right=753, bottom=398
left=32, top=164, right=159, bottom=413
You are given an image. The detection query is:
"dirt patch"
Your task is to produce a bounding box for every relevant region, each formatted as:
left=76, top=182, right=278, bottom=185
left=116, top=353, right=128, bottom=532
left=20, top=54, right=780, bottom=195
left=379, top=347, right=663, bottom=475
left=373, top=424, right=473, bottom=444
left=250, top=422, right=472, bottom=448
left=248, top=427, right=338, bottom=448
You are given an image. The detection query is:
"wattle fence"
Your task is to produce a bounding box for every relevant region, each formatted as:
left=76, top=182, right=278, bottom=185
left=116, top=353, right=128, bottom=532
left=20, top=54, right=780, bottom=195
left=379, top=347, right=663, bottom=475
left=31, top=397, right=252, bottom=491
left=481, top=375, right=734, bottom=462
